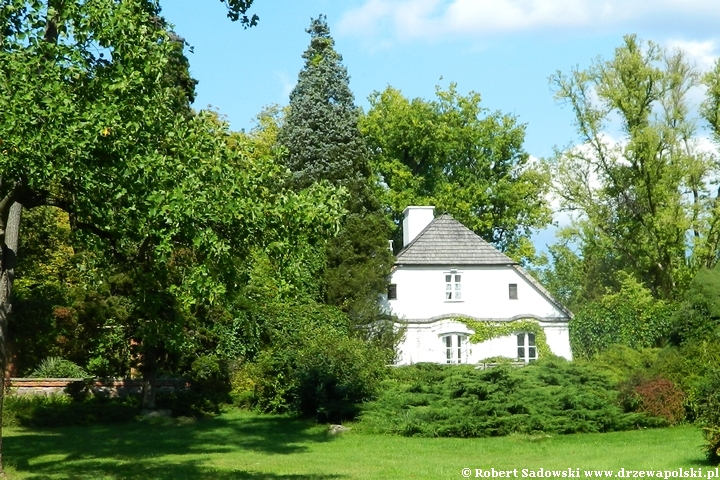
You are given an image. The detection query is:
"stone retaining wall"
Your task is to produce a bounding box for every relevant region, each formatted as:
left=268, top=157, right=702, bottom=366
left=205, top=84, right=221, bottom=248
left=7, top=378, right=189, bottom=397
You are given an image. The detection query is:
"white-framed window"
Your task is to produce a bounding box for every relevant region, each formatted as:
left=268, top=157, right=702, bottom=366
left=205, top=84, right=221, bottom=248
left=509, top=283, right=518, bottom=300
left=445, top=272, right=462, bottom=300
left=442, top=334, right=468, bottom=364
left=517, top=332, right=537, bottom=363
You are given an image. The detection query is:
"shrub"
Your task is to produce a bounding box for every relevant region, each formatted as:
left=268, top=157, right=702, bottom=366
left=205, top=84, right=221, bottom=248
left=29, top=357, right=88, bottom=378
left=697, top=369, right=720, bottom=463
left=672, top=264, right=720, bottom=344
left=155, top=389, right=221, bottom=418
left=3, top=395, right=137, bottom=428
left=632, top=378, right=685, bottom=425
left=231, top=314, right=390, bottom=423
left=583, top=344, right=660, bottom=385
left=357, top=358, right=666, bottom=438
left=570, top=275, right=675, bottom=359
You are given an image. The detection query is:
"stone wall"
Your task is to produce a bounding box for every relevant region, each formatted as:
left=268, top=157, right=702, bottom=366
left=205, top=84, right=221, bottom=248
left=7, top=378, right=189, bottom=397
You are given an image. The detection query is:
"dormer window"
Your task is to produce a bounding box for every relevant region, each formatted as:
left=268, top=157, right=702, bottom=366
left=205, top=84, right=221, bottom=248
left=445, top=272, right=461, bottom=300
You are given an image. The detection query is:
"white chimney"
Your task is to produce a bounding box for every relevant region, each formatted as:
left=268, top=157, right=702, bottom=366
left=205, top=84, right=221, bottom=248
left=402, top=206, right=435, bottom=247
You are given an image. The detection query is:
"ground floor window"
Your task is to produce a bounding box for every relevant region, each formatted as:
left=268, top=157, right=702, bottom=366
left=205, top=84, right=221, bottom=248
left=443, top=334, right=467, bottom=363
left=517, top=332, right=537, bottom=363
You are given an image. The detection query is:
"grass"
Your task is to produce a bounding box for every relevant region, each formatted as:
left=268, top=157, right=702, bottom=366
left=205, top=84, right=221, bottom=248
left=1, top=409, right=710, bottom=479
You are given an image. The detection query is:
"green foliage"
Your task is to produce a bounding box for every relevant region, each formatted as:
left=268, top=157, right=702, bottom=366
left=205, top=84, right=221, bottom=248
left=358, top=359, right=665, bottom=438
left=624, top=377, right=686, bottom=425
left=584, top=342, right=720, bottom=424
left=155, top=389, right=224, bottom=418
left=456, top=317, right=552, bottom=359
left=531, top=229, right=585, bottom=312
left=278, top=15, right=369, bottom=193
left=277, top=15, right=394, bottom=339
left=570, top=275, right=675, bottom=359
left=2, top=1, right=349, bottom=411
left=582, top=345, right=661, bottom=385
left=697, top=369, right=720, bottom=462
left=29, top=357, right=88, bottom=379
left=548, top=35, right=715, bottom=300
left=673, top=263, right=720, bottom=344
left=2, top=395, right=136, bottom=428
left=323, top=212, right=394, bottom=336
left=361, top=84, right=550, bottom=261
left=230, top=302, right=389, bottom=422
left=652, top=340, right=720, bottom=421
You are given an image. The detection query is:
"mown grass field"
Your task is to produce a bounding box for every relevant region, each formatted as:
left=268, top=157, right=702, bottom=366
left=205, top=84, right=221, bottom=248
left=2, top=409, right=710, bottom=479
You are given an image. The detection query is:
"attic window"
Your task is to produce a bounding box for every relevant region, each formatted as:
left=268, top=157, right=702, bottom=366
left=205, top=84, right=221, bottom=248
left=509, top=283, right=518, bottom=300
left=388, top=284, right=397, bottom=300
left=445, top=273, right=461, bottom=300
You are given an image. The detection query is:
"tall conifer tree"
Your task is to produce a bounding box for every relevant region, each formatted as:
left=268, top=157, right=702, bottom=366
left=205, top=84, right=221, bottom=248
left=279, top=16, right=394, bottom=340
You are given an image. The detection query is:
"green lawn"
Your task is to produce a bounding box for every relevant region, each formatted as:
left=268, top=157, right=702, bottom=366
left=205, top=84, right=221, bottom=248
left=2, top=409, right=710, bottom=479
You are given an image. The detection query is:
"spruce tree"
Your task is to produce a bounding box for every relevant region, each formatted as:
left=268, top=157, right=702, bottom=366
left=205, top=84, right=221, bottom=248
left=279, top=15, right=370, bottom=194
left=279, top=16, right=394, bottom=342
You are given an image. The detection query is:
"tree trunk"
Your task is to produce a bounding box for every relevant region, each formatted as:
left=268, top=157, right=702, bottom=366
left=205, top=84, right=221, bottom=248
left=0, top=202, right=22, bottom=475
left=141, top=346, right=157, bottom=410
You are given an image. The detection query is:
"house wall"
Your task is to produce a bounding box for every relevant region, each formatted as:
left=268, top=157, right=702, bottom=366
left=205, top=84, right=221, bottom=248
left=389, top=265, right=572, bottom=365
left=389, top=265, right=567, bottom=320
left=395, top=319, right=571, bottom=365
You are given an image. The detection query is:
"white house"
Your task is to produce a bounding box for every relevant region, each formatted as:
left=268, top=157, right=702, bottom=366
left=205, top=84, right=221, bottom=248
left=384, top=206, right=573, bottom=365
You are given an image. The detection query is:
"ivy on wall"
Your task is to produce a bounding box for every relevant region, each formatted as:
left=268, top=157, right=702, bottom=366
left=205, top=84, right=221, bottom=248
left=453, top=317, right=553, bottom=359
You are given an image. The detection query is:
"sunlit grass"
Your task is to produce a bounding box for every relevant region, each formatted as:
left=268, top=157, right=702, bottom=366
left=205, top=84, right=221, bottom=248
left=2, top=409, right=708, bottom=479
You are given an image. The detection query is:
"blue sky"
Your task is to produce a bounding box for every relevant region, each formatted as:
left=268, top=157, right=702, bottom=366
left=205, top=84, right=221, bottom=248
left=160, top=0, right=720, bottom=250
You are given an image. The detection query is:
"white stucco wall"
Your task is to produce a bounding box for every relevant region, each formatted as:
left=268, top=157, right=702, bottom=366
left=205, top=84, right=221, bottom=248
left=389, top=265, right=572, bottom=365
left=389, top=266, right=567, bottom=320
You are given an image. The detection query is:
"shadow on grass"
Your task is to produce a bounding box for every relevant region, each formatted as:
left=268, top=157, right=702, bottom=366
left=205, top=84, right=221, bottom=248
left=4, top=412, right=346, bottom=479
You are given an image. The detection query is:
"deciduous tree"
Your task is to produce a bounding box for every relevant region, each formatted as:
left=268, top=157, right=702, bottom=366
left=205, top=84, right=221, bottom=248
left=361, top=84, right=550, bottom=261
left=548, top=35, right=716, bottom=300
left=0, top=1, right=341, bottom=470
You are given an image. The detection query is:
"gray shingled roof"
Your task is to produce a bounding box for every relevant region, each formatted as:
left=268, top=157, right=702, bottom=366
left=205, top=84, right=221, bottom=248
left=395, top=214, right=516, bottom=266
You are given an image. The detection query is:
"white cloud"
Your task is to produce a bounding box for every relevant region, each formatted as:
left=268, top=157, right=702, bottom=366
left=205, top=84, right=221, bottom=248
left=274, top=71, right=296, bottom=102
left=338, top=0, right=720, bottom=42
left=665, top=39, right=718, bottom=71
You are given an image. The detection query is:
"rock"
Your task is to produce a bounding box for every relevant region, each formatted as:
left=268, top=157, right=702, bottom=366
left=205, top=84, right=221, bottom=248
left=328, top=424, right=350, bottom=435
left=141, top=409, right=172, bottom=418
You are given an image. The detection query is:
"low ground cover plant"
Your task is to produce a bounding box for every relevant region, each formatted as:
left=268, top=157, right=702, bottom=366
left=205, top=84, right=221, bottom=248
left=357, top=358, right=666, bottom=438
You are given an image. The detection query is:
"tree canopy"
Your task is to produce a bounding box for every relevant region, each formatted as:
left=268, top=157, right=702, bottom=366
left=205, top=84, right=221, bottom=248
left=361, top=84, right=551, bottom=260
left=547, top=35, right=716, bottom=301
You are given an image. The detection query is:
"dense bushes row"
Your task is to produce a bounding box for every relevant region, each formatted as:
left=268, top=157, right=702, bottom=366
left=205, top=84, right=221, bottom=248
left=356, top=358, right=666, bottom=438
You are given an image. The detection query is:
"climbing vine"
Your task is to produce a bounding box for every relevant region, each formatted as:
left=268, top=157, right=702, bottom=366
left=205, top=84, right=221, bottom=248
left=453, top=318, right=553, bottom=359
